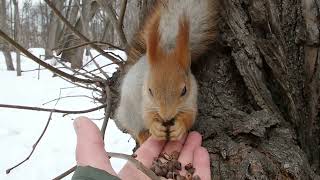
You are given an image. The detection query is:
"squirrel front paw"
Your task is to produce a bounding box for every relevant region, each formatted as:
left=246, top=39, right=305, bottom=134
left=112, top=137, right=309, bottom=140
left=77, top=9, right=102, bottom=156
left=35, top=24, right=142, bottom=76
left=149, top=120, right=167, bottom=140
left=168, top=116, right=187, bottom=140
left=168, top=111, right=195, bottom=140
left=145, top=111, right=195, bottom=141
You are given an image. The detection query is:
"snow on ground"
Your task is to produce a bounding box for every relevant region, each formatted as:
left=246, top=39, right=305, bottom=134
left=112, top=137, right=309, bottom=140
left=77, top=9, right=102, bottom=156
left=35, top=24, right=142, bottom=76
left=0, top=48, right=135, bottom=179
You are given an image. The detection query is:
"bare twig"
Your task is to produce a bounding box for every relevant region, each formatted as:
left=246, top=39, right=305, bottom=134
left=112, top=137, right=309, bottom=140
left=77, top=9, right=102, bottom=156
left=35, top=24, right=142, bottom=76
left=101, top=86, right=111, bottom=138
left=6, top=112, right=54, bottom=174
left=88, top=50, right=109, bottom=79
left=96, top=0, right=127, bottom=46
left=119, top=0, right=128, bottom=28
left=21, top=66, right=68, bottom=73
left=0, top=29, right=96, bottom=84
left=59, top=76, right=102, bottom=93
left=107, top=51, right=124, bottom=62
left=72, top=51, right=111, bottom=78
left=53, top=165, right=77, bottom=180
left=0, top=103, right=106, bottom=115
left=87, top=63, right=115, bottom=74
left=52, top=152, right=159, bottom=180
left=42, top=95, right=94, bottom=106
left=55, top=58, right=101, bottom=80
left=108, top=152, right=160, bottom=180
left=43, top=0, right=124, bottom=65
left=54, top=41, right=124, bottom=54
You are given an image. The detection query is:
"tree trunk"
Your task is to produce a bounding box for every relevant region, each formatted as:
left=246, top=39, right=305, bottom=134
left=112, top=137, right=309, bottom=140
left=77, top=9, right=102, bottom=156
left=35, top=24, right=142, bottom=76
left=13, top=0, right=21, bottom=76
left=0, top=0, right=14, bottom=71
left=60, top=0, right=98, bottom=69
left=45, top=0, right=63, bottom=59
left=108, top=0, right=320, bottom=179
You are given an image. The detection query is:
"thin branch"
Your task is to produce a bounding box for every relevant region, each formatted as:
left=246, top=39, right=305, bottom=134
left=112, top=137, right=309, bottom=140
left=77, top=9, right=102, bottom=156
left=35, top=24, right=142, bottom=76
left=59, top=75, right=103, bottom=93
left=6, top=112, right=54, bottom=174
left=0, top=29, right=97, bottom=84
left=101, top=86, right=111, bottom=138
left=119, top=0, right=128, bottom=28
left=107, top=51, right=124, bottom=62
left=87, top=63, right=115, bottom=74
left=21, top=66, right=68, bottom=73
left=53, top=165, right=77, bottom=180
left=0, top=103, right=106, bottom=115
left=88, top=50, right=109, bottom=79
left=108, top=152, right=160, bottom=180
left=55, top=58, right=101, bottom=80
left=96, top=0, right=127, bottom=46
left=43, top=0, right=124, bottom=65
left=52, top=152, right=159, bottom=180
left=54, top=41, right=124, bottom=54
left=42, top=95, right=94, bottom=106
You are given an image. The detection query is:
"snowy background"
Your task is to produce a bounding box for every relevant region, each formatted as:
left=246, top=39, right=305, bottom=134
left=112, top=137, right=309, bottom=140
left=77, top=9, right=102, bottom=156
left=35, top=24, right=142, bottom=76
left=0, top=48, right=136, bottom=179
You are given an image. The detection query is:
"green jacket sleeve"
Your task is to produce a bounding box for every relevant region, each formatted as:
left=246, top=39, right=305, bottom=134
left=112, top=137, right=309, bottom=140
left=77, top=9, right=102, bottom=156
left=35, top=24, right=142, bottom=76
left=72, top=166, right=120, bottom=180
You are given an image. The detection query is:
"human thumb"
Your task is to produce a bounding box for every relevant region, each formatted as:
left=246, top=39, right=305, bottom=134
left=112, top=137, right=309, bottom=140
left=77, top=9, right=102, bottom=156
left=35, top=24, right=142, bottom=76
left=74, top=116, right=117, bottom=176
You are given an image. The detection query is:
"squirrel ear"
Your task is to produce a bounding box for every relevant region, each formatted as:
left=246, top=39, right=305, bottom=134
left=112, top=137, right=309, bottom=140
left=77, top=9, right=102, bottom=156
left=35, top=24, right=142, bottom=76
left=175, top=16, right=191, bottom=70
left=145, top=14, right=162, bottom=65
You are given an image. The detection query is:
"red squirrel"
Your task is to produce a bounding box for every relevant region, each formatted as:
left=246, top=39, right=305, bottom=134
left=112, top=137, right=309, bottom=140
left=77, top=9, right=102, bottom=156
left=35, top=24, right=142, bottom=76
left=116, top=0, right=219, bottom=144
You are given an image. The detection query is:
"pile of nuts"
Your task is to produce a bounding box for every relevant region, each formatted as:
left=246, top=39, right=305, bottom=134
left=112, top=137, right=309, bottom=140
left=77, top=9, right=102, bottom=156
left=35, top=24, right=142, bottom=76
left=150, top=151, right=201, bottom=180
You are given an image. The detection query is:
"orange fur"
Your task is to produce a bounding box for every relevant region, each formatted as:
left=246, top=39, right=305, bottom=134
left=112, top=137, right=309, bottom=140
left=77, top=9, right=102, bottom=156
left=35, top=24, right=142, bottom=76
left=126, top=0, right=219, bottom=66
left=142, top=14, right=194, bottom=141
left=118, top=0, right=219, bottom=144
left=137, top=130, right=151, bottom=144
left=145, top=12, right=163, bottom=65
left=175, top=16, right=190, bottom=71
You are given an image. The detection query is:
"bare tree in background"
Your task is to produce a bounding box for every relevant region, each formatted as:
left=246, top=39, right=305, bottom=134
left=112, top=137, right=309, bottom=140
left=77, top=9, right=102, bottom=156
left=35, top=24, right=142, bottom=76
left=59, top=0, right=99, bottom=69
left=0, top=0, right=15, bottom=71
left=45, top=0, right=63, bottom=59
left=13, top=0, right=21, bottom=76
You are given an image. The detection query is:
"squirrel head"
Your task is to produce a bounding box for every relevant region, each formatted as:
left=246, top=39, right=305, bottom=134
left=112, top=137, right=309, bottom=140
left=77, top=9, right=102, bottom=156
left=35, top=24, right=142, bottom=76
left=145, top=15, right=191, bottom=121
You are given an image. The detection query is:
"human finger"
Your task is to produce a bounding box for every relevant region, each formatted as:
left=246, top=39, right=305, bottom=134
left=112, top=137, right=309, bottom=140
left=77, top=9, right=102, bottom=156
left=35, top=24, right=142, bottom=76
left=162, top=134, right=187, bottom=154
left=74, top=116, right=117, bottom=176
left=193, top=147, right=211, bottom=180
left=178, top=131, right=202, bottom=175
left=118, top=137, right=166, bottom=179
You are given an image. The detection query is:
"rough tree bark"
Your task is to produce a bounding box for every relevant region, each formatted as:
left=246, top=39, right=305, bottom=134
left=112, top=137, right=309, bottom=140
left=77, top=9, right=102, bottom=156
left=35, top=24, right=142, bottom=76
left=108, top=0, right=320, bottom=179
left=0, top=0, right=15, bottom=71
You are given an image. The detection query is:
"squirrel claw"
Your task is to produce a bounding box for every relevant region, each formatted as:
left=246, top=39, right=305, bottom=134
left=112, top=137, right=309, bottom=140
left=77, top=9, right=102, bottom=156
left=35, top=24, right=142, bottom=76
left=149, top=121, right=167, bottom=140
left=169, top=120, right=187, bottom=140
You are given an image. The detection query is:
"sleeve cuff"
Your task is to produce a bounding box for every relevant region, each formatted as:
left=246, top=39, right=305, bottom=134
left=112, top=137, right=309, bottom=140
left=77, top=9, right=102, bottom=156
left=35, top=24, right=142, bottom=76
left=72, top=166, right=120, bottom=180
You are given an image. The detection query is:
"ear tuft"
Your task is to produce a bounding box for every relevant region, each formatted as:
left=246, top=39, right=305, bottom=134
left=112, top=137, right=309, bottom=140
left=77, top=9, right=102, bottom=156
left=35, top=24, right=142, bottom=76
left=175, top=15, right=190, bottom=70
left=145, top=13, right=162, bottom=65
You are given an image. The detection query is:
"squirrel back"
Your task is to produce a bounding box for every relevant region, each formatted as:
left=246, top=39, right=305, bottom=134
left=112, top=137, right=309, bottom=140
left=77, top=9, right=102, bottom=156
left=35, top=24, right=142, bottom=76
left=117, top=0, right=219, bottom=144
left=127, top=0, right=219, bottom=64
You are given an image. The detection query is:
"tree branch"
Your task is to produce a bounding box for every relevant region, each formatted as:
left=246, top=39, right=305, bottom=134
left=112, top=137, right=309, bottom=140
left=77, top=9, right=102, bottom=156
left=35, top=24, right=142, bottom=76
left=0, top=29, right=96, bottom=84
left=53, top=41, right=124, bottom=54
left=43, top=0, right=124, bottom=66
left=52, top=152, right=159, bottom=180
left=119, top=0, right=128, bottom=29
left=53, top=165, right=77, bottom=180
left=0, top=103, right=106, bottom=115
left=101, top=86, right=111, bottom=138
left=108, top=152, right=160, bottom=180
left=96, top=0, right=128, bottom=46
left=6, top=112, right=53, bottom=174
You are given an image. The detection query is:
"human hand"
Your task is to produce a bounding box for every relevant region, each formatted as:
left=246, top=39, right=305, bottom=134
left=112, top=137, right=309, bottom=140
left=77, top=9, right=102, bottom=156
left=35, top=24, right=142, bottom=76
left=74, top=116, right=211, bottom=180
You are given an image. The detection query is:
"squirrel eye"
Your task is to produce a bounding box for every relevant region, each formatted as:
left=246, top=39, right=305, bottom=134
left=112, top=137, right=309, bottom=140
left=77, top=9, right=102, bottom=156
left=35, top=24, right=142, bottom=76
left=149, top=88, right=153, bottom=96
left=180, top=86, right=187, bottom=96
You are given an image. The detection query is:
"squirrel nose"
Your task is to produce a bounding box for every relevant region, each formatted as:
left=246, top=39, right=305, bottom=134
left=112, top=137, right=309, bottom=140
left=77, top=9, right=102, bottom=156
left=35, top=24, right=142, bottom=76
left=159, top=108, right=175, bottom=122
